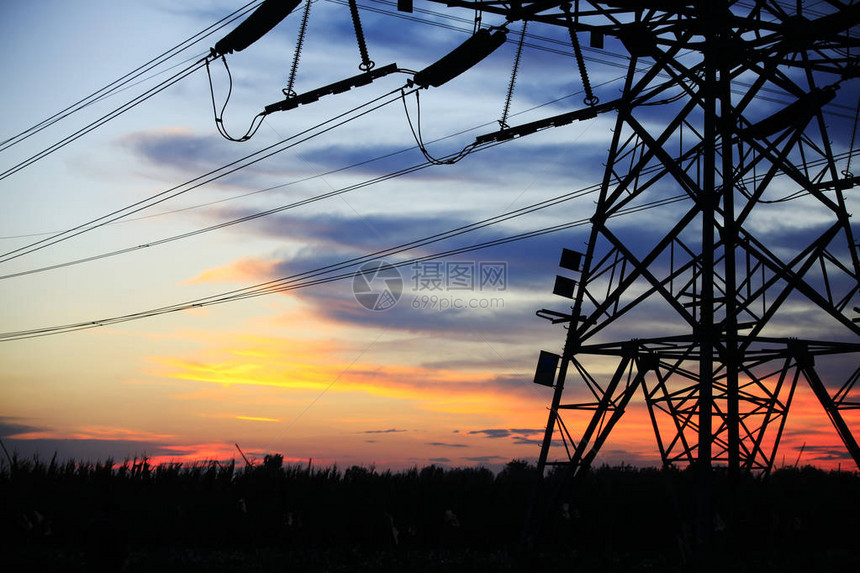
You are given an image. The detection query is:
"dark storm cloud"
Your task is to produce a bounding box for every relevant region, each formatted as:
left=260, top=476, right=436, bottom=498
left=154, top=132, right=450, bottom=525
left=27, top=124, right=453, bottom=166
left=283, top=280, right=547, bottom=341
left=462, top=455, right=507, bottom=463
left=297, top=143, right=435, bottom=177
left=238, top=208, right=594, bottom=290
left=469, top=429, right=511, bottom=439
left=512, top=436, right=545, bottom=446
left=202, top=208, right=596, bottom=339
left=0, top=417, right=44, bottom=438
left=469, top=428, right=544, bottom=440
left=794, top=445, right=853, bottom=462
left=256, top=211, right=465, bottom=253
left=294, top=133, right=606, bottom=189
left=510, top=428, right=543, bottom=435
left=0, top=419, right=199, bottom=463
left=122, top=129, right=235, bottom=174
left=419, top=356, right=518, bottom=371
left=589, top=450, right=654, bottom=467
left=361, top=428, right=407, bottom=434
left=0, top=438, right=180, bottom=462
left=225, top=194, right=854, bottom=343
left=121, top=113, right=610, bottom=199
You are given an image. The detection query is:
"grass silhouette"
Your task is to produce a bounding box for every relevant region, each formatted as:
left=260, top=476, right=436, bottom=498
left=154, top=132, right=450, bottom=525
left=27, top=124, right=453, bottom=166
left=2, top=453, right=858, bottom=571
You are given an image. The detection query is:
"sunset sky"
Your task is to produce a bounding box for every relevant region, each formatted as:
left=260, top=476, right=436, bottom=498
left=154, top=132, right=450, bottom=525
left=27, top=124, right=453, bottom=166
left=1, top=0, right=857, bottom=471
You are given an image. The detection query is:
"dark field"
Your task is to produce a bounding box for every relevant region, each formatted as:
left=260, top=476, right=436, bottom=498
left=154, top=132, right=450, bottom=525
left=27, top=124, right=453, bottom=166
left=2, top=454, right=858, bottom=572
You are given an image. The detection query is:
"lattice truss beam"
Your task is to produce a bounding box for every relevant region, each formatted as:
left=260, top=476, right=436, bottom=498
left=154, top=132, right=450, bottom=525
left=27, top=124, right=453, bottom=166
left=420, top=1, right=860, bottom=472
left=549, top=339, right=859, bottom=473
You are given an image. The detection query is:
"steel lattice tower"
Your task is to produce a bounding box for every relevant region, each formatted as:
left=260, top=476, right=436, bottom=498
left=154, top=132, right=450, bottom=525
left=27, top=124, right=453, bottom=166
left=202, top=0, right=859, bottom=557
left=420, top=0, right=860, bottom=548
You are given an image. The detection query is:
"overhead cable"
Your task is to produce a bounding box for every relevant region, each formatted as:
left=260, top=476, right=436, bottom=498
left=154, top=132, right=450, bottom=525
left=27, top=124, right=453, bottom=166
left=0, top=1, right=262, bottom=155
left=0, top=192, right=690, bottom=342
left=0, top=75, right=632, bottom=242
left=0, top=59, right=207, bottom=182
left=8, top=142, right=848, bottom=281
left=0, top=88, right=411, bottom=265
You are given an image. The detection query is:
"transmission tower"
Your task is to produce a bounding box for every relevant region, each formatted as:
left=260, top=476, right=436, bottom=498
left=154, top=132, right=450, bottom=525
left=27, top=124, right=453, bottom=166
left=209, top=0, right=858, bottom=551
left=413, top=0, right=860, bottom=551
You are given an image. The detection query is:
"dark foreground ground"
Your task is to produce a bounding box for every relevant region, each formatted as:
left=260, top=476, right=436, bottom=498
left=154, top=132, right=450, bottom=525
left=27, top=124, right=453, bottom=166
left=2, top=455, right=858, bottom=572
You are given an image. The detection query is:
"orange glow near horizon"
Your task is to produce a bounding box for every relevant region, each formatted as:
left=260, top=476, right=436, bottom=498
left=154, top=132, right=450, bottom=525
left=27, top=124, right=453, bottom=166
left=4, top=400, right=855, bottom=471
left=3, top=298, right=855, bottom=472
left=133, top=332, right=860, bottom=471
left=147, top=334, right=544, bottom=420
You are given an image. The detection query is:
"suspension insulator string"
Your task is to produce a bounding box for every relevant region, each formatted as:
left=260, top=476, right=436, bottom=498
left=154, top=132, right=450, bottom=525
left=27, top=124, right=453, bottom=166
left=500, top=21, right=528, bottom=129
left=285, top=0, right=313, bottom=98
left=563, top=2, right=598, bottom=107
left=348, top=0, right=375, bottom=71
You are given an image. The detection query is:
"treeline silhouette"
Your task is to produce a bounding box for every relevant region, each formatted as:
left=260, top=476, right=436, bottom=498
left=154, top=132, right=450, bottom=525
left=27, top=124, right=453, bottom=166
left=2, top=453, right=858, bottom=571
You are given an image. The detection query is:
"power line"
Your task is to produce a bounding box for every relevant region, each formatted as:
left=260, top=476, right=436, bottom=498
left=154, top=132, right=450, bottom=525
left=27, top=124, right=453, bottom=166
left=3, top=4, right=854, bottom=308
left=0, top=190, right=690, bottom=342
left=0, top=71, right=638, bottom=274
left=0, top=88, right=412, bottom=265
left=8, top=139, right=846, bottom=281
left=0, top=72, right=631, bottom=242
left=0, top=59, right=207, bottom=182
left=326, top=0, right=633, bottom=68
left=0, top=66, right=634, bottom=259
left=2, top=99, right=851, bottom=279
left=0, top=1, right=262, bottom=154
left=4, top=0, right=853, bottom=188
left=334, top=0, right=859, bottom=118
left=3, top=3, right=856, bottom=339
left=0, top=157, right=437, bottom=280
left=1, top=137, right=601, bottom=280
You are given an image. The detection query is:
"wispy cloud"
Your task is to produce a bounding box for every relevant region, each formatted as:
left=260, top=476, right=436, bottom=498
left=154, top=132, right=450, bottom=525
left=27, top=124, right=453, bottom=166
left=468, top=428, right=546, bottom=445
left=463, top=455, right=506, bottom=463
left=362, top=428, right=407, bottom=434
left=469, top=429, right=511, bottom=439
